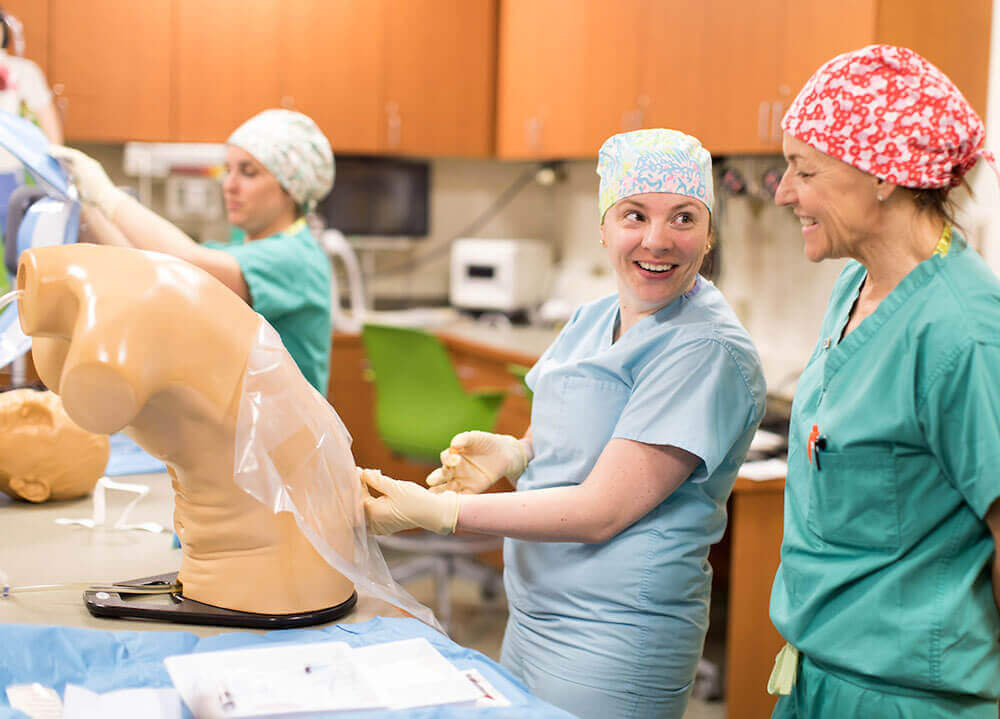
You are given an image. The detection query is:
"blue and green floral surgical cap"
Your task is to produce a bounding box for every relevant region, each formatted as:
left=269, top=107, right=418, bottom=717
left=228, top=109, right=335, bottom=213
left=597, top=129, right=713, bottom=221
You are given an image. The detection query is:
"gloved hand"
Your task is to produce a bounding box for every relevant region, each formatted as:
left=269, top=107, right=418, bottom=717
left=361, top=468, right=459, bottom=535
left=426, top=431, right=531, bottom=494
left=50, top=145, right=126, bottom=219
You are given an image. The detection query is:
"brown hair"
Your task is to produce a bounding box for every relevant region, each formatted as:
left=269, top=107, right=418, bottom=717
left=907, top=173, right=970, bottom=231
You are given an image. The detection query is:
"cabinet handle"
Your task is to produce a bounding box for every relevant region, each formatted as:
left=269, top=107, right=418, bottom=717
left=636, top=95, right=649, bottom=129
left=621, top=109, right=644, bottom=131
left=526, top=116, right=542, bottom=153
left=758, top=101, right=769, bottom=143
left=52, top=83, right=65, bottom=95
left=386, top=101, right=401, bottom=149
left=771, top=100, right=785, bottom=144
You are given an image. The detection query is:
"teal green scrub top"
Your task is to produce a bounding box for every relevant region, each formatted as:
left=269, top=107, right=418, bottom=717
left=206, top=220, right=331, bottom=393
left=770, top=233, right=1000, bottom=700
left=504, top=277, right=766, bottom=703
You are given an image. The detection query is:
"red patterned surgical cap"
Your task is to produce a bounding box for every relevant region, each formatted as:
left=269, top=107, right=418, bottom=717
left=782, top=44, right=998, bottom=189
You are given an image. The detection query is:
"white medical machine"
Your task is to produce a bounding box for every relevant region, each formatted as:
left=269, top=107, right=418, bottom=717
left=449, top=238, right=551, bottom=313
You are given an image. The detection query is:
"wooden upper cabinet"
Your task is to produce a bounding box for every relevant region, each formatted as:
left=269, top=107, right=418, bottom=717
left=382, top=0, right=497, bottom=157
left=580, top=0, right=644, bottom=156
left=496, top=0, right=587, bottom=158
left=874, top=0, right=992, bottom=118
left=280, top=0, right=384, bottom=154
left=48, top=0, right=171, bottom=142
left=173, top=0, right=281, bottom=142
left=639, top=0, right=711, bottom=141
left=698, top=0, right=784, bottom=154
left=781, top=0, right=875, bottom=104
left=2, top=0, right=49, bottom=75
left=499, top=0, right=649, bottom=159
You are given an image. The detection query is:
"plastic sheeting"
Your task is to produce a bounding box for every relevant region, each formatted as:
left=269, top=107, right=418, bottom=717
left=233, top=320, right=439, bottom=630
left=0, top=290, right=29, bottom=374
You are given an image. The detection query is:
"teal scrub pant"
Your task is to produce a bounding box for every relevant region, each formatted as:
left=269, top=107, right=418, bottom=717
left=500, top=618, right=693, bottom=719
left=772, top=653, right=998, bottom=719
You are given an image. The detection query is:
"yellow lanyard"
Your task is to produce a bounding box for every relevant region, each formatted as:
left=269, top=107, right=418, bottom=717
left=933, top=222, right=952, bottom=257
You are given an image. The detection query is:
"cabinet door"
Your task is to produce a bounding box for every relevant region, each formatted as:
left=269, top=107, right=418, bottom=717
left=580, top=0, right=644, bottom=156
left=48, top=0, right=172, bottom=141
left=639, top=0, right=711, bottom=141
left=174, top=0, right=281, bottom=142
left=2, top=0, right=49, bottom=75
left=280, top=0, right=384, bottom=154
left=874, top=0, right=992, bottom=118
left=781, top=0, right=875, bottom=115
left=496, top=0, right=586, bottom=158
left=382, top=0, right=496, bottom=157
left=698, top=0, right=783, bottom=154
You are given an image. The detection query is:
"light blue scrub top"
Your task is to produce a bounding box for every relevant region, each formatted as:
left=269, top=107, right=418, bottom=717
left=505, top=277, right=766, bottom=695
left=206, top=220, right=331, bottom=393
left=770, top=234, right=1000, bottom=700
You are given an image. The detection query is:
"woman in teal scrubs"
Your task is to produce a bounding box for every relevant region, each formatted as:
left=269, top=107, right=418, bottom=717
left=768, top=45, right=1000, bottom=717
left=361, top=129, right=767, bottom=719
left=51, top=110, right=334, bottom=393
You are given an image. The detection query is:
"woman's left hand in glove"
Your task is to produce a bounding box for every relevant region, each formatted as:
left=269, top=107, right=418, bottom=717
left=361, top=468, right=459, bottom=536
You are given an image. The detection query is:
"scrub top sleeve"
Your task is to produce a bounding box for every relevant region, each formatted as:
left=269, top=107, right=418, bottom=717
left=920, top=341, right=1000, bottom=519
left=614, top=338, right=756, bottom=479
left=225, top=235, right=312, bottom=321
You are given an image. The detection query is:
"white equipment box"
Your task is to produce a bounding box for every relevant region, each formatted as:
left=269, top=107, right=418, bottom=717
left=450, top=238, right=551, bottom=313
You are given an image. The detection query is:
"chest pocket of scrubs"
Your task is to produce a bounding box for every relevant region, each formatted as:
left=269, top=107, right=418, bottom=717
left=549, top=375, right=630, bottom=467
left=807, top=449, right=901, bottom=551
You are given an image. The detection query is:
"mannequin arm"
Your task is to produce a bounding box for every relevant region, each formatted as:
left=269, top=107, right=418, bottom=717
left=457, top=437, right=698, bottom=543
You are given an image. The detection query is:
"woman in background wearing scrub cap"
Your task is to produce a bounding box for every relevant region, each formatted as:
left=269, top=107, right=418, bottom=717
left=767, top=45, right=1000, bottom=718
left=50, top=109, right=334, bottom=393
left=361, top=129, right=766, bottom=719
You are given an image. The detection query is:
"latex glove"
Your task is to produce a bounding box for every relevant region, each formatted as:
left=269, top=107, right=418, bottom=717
left=361, top=468, right=459, bottom=535
left=426, top=431, right=531, bottom=494
left=50, top=145, right=125, bottom=218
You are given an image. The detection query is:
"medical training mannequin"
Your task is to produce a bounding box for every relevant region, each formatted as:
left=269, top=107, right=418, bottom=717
left=0, top=388, right=108, bottom=502
left=16, top=243, right=355, bottom=616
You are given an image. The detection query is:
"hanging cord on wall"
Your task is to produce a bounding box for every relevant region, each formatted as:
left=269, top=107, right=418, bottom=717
left=362, top=163, right=542, bottom=281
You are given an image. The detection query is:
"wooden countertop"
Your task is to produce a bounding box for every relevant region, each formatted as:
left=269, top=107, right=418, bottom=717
left=734, top=476, right=785, bottom=494
left=337, top=319, right=558, bottom=367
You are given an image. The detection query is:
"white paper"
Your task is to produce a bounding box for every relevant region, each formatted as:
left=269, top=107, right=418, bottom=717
left=165, top=638, right=479, bottom=718
left=352, top=638, right=480, bottom=710
left=739, top=458, right=788, bottom=481
left=6, top=682, right=62, bottom=719
left=62, top=684, right=181, bottom=719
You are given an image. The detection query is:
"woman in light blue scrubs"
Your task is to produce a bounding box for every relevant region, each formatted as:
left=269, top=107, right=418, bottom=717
left=362, top=129, right=767, bottom=719
left=767, top=45, right=1000, bottom=718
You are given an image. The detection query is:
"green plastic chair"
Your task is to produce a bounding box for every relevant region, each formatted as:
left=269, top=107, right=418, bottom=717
left=360, top=323, right=508, bottom=630
left=361, top=323, right=506, bottom=463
